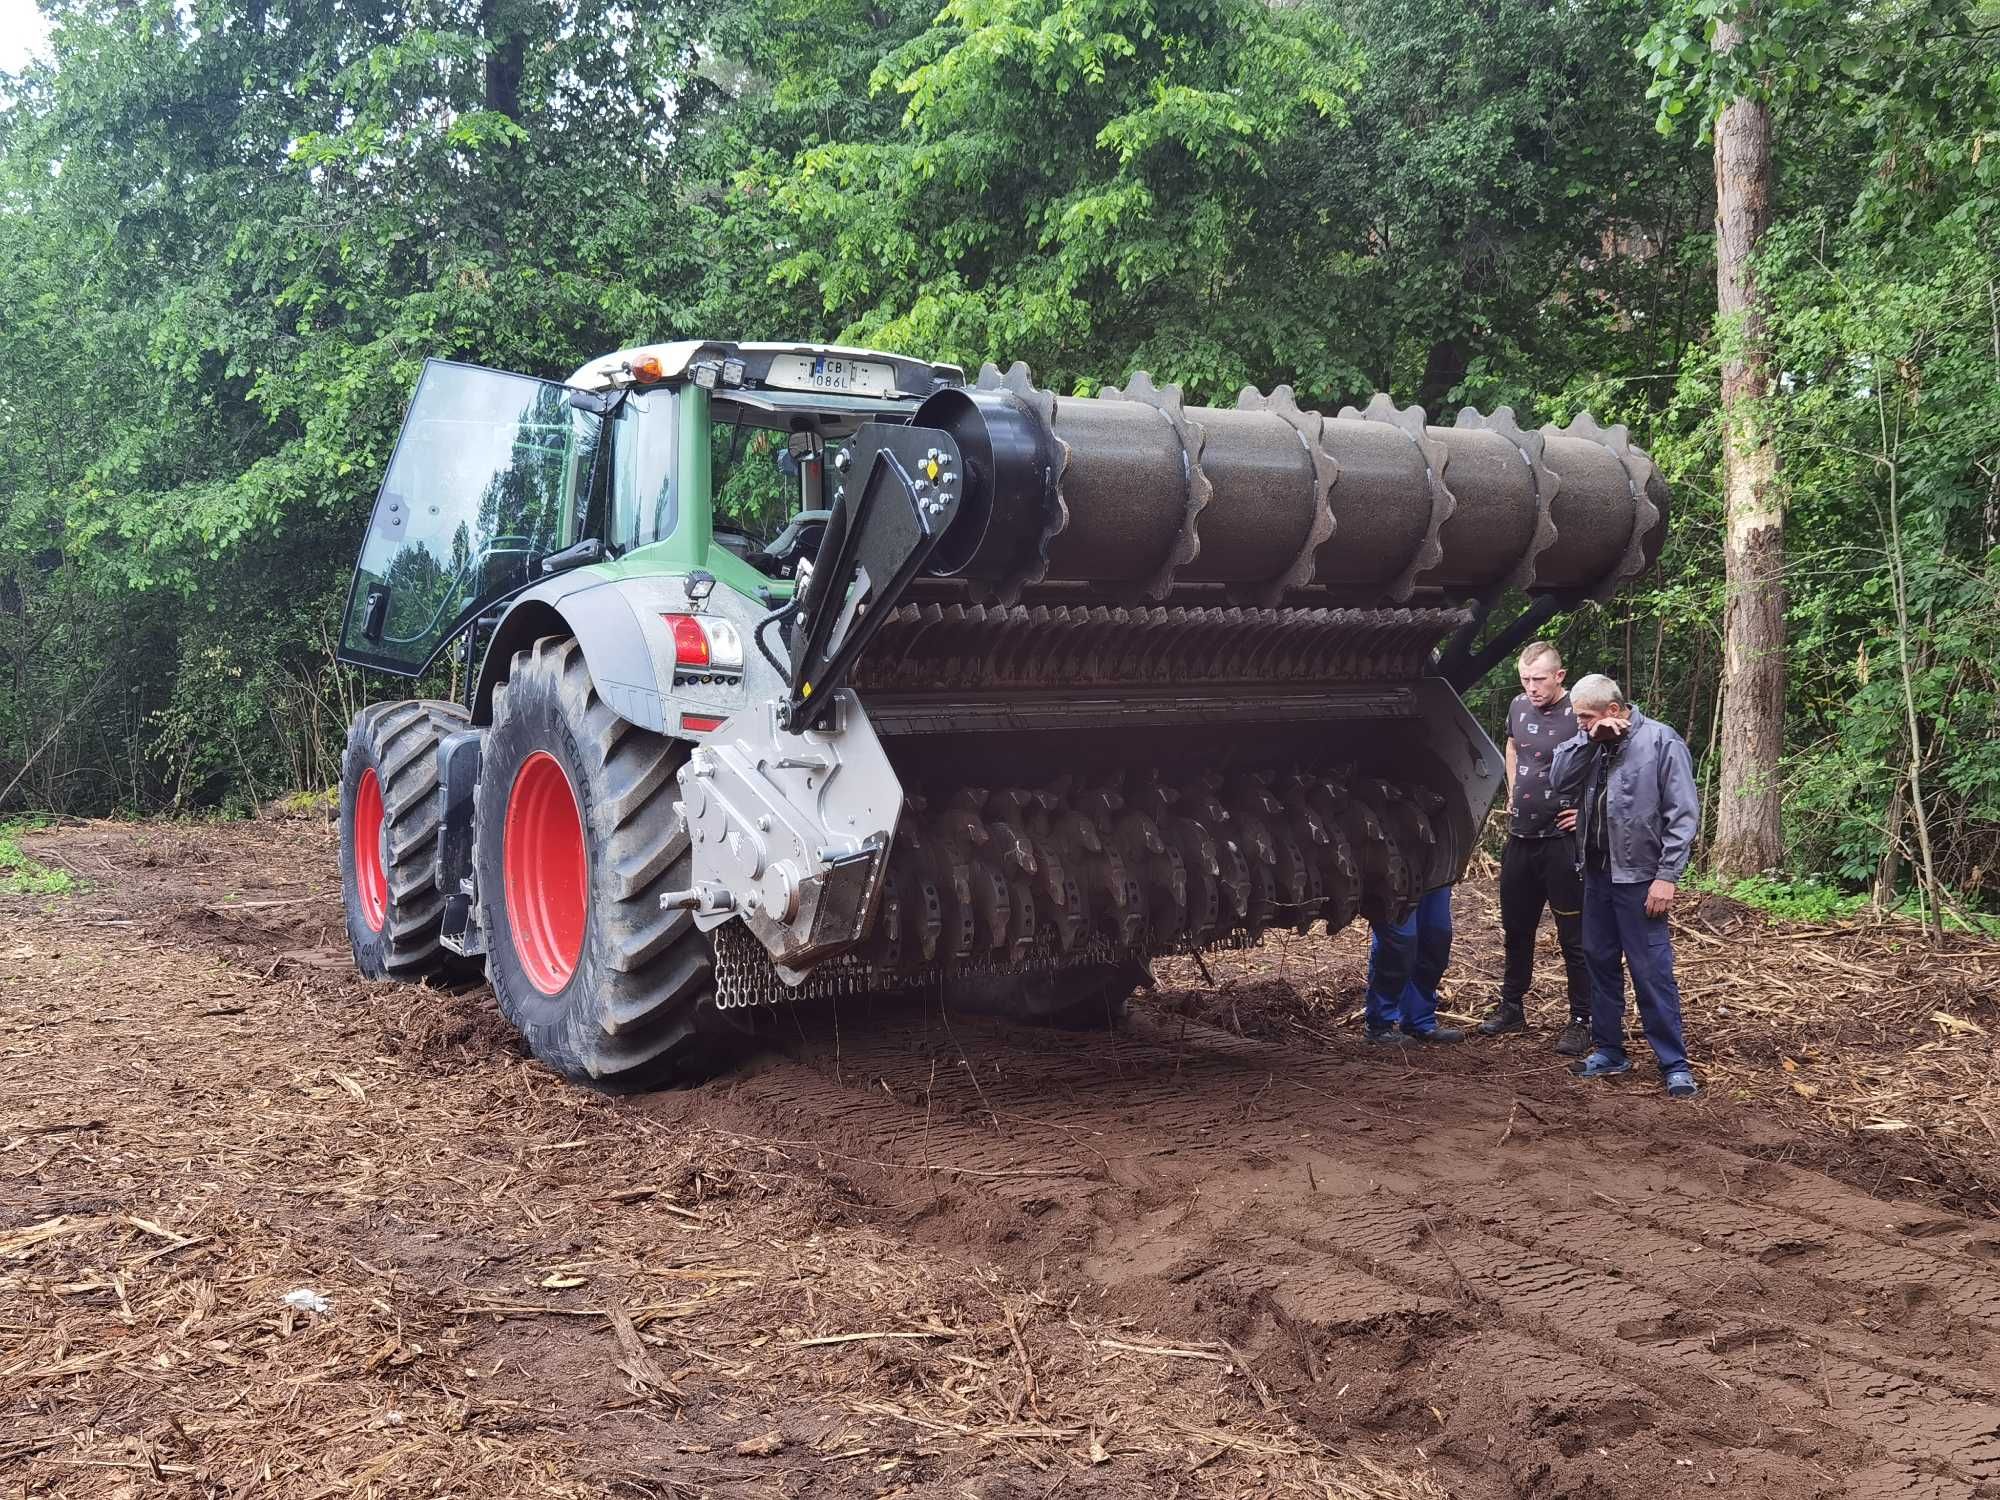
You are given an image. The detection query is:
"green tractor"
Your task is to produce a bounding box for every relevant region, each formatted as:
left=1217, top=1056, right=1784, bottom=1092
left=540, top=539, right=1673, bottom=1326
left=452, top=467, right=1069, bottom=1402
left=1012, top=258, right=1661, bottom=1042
left=335, top=339, right=1668, bottom=1087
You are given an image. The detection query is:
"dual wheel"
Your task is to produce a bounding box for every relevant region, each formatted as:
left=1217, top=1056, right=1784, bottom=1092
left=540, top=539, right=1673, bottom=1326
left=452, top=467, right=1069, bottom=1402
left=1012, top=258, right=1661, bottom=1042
left=339, top=636, right=1135, bottom=1088
left=339, top=638, right=731, bottom=1087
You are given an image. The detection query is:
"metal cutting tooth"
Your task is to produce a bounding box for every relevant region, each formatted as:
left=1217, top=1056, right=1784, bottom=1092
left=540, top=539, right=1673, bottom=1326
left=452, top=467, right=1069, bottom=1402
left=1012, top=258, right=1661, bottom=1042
left=1374, top=779, right=1441, bottom=896
left=1110, top=804, right=1183, bottom=950
left=969, top=846, right=1017, bottom=958
left=993, top=844, right=1037, bottom=960
left=1044, top=800, right=1124, bottom=949
left=1133, top=775, right=1217, bottom=948
left=1176, top=777, right=1249, bottom=929
left=1221, top=773, right=1297, bottom=932
left=1274, top=772, right=1332, bottom=930
left=1030, top=823, right=1089, bottom=952
left=884, top=822, right=944, bottom=969
left=1073, top=787, right=1147, bottom=947
left=986, top=786, right=1083, bottom=953
left=1346, top=778, right=1417, bottom=927
left=1301, top=778, right=1363, bottom=935
left=921, top=806, right=979, bottom=961
left=1331, top=781, right=1404, bottom=928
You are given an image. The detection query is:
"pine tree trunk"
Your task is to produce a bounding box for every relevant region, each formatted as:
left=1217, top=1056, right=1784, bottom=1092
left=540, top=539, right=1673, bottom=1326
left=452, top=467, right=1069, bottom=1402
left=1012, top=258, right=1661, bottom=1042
left=1710, top=14, right=1786, bottom=878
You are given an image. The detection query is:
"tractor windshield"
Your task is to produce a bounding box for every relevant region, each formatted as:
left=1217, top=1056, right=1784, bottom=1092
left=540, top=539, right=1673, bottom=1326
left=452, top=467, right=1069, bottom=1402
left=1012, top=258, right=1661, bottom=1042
left=337, top=360, right=599, bottom=676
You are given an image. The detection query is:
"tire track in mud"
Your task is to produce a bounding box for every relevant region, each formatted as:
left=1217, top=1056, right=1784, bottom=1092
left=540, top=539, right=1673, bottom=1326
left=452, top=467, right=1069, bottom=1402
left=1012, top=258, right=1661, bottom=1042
left=658, top=1003, right=2000, bottom=1499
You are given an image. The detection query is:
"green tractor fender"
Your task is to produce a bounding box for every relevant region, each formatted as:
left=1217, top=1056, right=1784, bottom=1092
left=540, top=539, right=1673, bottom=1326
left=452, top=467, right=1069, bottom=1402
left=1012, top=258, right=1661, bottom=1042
left=472, top=572, right=670, bottom=732
left=472, top=562, right=774, bottom=740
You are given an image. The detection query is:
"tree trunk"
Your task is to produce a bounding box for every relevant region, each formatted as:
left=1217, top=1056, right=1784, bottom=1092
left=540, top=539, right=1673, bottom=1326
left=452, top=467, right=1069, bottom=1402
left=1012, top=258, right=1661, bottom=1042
left=481, top=0, right=525, bottom=120
left=1709, top=13, right=1786, bottom=878
left=1415, top=337, right=1468, bottom=415
left=1873, top=777, right=1904, bottom=909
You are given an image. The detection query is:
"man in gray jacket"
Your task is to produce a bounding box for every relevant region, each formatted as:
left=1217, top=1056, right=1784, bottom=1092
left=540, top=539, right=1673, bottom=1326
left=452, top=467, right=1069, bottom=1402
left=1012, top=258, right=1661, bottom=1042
left=1549, top=674, right=1700, bottom=1099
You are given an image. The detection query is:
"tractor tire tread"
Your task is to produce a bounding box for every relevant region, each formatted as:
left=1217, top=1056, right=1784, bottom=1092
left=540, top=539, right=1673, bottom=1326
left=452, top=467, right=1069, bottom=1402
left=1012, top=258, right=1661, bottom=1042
left=478, top=637, right=731, bottom=1089
left=341, top=698, right=471, bottom=983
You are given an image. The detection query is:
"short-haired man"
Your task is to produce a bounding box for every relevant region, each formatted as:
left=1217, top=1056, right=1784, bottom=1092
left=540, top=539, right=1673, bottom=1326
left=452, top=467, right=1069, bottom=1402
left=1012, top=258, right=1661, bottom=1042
left=1478, top=642, right=1593, bottom=1055
left=1549, top=674, right=1700, bottom=1098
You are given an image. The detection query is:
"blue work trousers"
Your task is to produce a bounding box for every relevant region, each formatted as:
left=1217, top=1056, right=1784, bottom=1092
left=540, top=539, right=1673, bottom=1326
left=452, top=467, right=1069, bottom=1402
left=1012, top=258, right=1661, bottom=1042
left=1582, top=875, right=1689, bottom=1072
left=1365, top=886, right=1453, bottom=1034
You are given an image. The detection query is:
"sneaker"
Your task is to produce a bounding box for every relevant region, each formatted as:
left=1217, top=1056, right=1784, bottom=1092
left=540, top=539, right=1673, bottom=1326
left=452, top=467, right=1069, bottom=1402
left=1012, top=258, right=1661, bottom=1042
left=1664, top=1067, right=1700, bottom=1099
left=1553, top=1020, right=1592, bottom=1058
left=1363, top=1025, right=1408, bottom=1045
left=1477, top=1006, right=1527, bottom=1037
left=1404, top=1024, right=1466, bottom=1044
left=1571, top=1048, right=1633, bottom=1080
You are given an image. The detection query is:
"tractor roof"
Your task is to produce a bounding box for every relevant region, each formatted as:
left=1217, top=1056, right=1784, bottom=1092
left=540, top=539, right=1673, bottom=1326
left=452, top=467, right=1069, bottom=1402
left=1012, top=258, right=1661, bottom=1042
left=566, top=340, right=964, bottom=398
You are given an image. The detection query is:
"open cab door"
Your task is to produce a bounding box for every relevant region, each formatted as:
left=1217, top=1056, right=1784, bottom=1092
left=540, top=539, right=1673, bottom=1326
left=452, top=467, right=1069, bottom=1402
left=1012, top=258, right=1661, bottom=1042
left=337, top=359, right=601, bottom=675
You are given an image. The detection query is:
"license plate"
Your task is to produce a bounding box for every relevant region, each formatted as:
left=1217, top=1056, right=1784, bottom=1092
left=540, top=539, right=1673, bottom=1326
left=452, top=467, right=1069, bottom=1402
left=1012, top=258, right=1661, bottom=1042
left=766, top=353, right=895, bottom=396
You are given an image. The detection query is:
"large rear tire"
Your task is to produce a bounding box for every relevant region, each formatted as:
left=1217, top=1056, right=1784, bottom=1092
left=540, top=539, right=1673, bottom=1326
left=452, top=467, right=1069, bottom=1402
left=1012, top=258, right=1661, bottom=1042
left=475, top=636, right=734, bottom=1088
left=340, top=699, right=469, bottom=981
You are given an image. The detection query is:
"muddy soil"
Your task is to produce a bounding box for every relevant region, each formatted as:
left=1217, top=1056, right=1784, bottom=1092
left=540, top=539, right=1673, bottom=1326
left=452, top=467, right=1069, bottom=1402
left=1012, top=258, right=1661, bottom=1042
left=4, top=817, right=1999, bottom=1500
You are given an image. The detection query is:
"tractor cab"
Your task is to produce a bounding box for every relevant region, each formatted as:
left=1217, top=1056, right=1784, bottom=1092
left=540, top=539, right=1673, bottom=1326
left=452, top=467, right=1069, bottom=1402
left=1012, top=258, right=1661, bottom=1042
left=336, top=342, right=963, bottom=679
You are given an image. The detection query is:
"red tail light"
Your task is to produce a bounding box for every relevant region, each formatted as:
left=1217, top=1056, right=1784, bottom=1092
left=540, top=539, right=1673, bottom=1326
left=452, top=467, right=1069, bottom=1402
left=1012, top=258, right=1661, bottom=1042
left=664, top=612, right=709, bottom=666
left=662, top=613, right=744, bottom=672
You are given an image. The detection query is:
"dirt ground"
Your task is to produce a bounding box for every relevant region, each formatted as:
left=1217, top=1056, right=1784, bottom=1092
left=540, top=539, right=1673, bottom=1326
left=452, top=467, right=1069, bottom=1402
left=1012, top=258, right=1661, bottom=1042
left=5, top=817, right=2000, bottom=1500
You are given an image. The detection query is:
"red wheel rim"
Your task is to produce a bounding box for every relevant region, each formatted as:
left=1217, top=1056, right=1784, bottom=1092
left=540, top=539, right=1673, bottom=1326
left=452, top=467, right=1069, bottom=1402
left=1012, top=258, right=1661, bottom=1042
left=354, top=767, right=387, bottom=933
left=503, top=751, right=588, bottom=994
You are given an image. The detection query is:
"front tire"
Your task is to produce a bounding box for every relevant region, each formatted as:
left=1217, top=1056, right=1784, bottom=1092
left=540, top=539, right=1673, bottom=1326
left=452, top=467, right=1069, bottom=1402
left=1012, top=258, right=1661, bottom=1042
left=476, top=636, right=733, bottom=1088
left=340, top=699, right=469, bottom=981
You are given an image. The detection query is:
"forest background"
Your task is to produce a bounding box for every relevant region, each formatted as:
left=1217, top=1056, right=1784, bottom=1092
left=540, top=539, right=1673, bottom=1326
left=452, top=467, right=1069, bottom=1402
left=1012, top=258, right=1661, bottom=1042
left=0, top=0, right=1995, bottom=919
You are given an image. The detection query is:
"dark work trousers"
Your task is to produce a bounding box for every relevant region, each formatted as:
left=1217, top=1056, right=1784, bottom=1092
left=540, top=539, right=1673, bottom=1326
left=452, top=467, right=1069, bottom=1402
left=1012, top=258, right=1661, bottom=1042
left=1498, top=834, right=1590, bottom=1020
left=1581, top=875, right=1690, bottom=1072
left=1365, top=886, right=1454, bottom=1034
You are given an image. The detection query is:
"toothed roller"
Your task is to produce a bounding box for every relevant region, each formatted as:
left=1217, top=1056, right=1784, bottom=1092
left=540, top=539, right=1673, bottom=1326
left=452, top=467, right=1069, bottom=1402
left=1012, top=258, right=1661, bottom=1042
left=916, top=372, right=1667, bottom=603
left=847, top=767, right=1442, bottom=980
left=1096, top=373, right=1212, bottom=601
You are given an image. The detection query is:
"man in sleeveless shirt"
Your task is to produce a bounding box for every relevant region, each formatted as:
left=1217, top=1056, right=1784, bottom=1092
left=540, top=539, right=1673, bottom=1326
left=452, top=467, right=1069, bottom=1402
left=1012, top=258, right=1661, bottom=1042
left=1477, top=642, right=1593, bottom=1054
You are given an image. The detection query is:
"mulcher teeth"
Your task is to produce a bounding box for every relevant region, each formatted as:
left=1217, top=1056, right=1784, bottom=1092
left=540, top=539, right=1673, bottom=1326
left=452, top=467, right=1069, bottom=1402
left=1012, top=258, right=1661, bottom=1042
left=854, top=768, right=1436, bottom=978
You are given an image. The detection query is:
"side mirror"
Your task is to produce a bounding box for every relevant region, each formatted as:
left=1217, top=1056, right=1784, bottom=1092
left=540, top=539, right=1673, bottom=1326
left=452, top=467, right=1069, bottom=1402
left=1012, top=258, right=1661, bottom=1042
left=567, top=388, right=626, bottom=416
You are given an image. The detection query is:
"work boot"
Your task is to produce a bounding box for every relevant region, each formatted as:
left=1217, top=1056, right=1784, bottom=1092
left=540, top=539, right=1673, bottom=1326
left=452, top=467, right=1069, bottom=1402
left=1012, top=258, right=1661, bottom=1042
left=1363, top=1025, right=1408, bottom=1045
left=1404, top=1024, right=1466, bottom=1044
left=1553, top=1019, right=1592, bottom=1057
left=1478, top=1004, right=1527, bottom=1037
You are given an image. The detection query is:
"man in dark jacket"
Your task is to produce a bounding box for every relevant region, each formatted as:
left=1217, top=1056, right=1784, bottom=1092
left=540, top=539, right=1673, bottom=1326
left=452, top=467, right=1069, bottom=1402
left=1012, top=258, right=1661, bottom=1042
left=1549, top=674, right=1701, bottom=1098
left=1478, top=641, right=1592, bottom=1054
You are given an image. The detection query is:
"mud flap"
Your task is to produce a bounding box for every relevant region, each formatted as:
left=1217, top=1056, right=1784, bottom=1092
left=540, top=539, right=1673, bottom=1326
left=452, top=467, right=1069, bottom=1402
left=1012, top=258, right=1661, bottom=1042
left=435, top=729, right=485, bottom=957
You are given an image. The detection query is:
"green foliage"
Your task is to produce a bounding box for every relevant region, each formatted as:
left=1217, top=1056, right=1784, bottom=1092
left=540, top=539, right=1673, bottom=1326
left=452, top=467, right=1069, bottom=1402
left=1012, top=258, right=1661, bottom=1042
left=1697, top=870, right=2000, bottom=938
left=0, top=0, right=1993, bottom=924
left=0, top=819, right=79, bottom=895
left=746, top=0, right=1364, bottom=396
left=1695, top=871, right=1869, bottom=923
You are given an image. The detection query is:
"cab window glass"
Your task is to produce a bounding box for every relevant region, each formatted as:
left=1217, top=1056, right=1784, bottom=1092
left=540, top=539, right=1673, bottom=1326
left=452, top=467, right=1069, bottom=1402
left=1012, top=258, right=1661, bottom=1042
left=612, top=389, right=677, bottom=549
left=337, top=360, right=590, bottom=674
